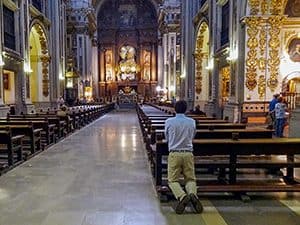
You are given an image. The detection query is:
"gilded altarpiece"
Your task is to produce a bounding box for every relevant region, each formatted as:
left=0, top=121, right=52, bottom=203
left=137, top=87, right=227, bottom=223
left=97, top=0, right=158, bottom=99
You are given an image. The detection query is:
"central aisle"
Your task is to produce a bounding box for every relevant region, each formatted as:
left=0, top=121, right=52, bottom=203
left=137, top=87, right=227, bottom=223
left=0, top=110, right=169, bottom=225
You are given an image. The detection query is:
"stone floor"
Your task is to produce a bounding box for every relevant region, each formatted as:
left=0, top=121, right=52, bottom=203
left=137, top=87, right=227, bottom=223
left=0, top=110, right=300, bottom=225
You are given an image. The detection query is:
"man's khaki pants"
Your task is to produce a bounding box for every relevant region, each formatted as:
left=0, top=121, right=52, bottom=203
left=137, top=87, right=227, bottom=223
left=168, top=152, right=197, bottom=200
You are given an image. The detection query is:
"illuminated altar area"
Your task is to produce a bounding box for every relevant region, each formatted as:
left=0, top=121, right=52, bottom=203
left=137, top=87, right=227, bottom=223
left=97, top=0, right=158, bottom=101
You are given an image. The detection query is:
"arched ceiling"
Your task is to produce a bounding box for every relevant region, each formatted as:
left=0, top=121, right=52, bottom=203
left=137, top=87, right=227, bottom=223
left=92, top=0, right=162, bottom=15
left=97, top=0, right=158, bottom=31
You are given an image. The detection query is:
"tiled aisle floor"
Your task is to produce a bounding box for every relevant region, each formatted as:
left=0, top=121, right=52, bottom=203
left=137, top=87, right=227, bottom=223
left=0, top=110, right=299, bottom=225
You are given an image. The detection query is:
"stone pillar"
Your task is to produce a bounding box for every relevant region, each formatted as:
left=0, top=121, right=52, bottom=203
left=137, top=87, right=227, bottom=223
left=92, top=38, right=99, bottom=98
left=0, top=0, right=4, bottom=107
left=99, top=48, right=105, bottom=97
left=163, top=33, right=168, bottom=90
left=157, top=38, right=163, bottom=88
left=182, top=0, right=194, bottom=108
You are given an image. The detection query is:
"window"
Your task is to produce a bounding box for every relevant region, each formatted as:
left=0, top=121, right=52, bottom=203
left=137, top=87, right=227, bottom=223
left=3, top=6, right=16, bottom=50
left=221, top=2, right=229, bottom=46
left=32, top=0, right=42, bottom=11
left=199, top=0, right=207, bottom=8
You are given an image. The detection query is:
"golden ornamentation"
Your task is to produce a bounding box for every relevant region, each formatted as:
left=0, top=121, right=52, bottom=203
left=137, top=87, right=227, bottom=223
left=249, top=0, right=260, bottom=15
left=261, top=0, right=269, bottom=15
left=258, top=25, right=267, bottom=71
left=284, top=31, right=296, bottom=44
left=34, top=24, right=50, bottom=97
left=245, top=17, right=260, bottom=90
left=258, top=75, right=266, bottom=100
left=40, top=55, right=50, bottom=97
left=221, top=66, right=230, bottom=99
left=270, top=0, right=284, bottom=15
left=267, top=16, right=284, bottom=91
left=194, top=23, right=208, bottom=95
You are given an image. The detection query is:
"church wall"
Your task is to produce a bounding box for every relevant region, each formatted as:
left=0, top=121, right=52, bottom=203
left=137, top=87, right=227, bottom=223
left=188, top=0, right=300, bottom=121
left=0, top=0, right=67, bottom=113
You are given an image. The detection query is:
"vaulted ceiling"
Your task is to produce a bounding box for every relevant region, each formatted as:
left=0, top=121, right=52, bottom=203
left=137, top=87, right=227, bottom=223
left=92, top=0, right=162, bottom=14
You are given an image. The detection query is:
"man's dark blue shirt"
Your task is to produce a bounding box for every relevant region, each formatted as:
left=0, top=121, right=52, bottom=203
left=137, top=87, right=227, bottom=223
left=269, top=98, right=278, bottom=111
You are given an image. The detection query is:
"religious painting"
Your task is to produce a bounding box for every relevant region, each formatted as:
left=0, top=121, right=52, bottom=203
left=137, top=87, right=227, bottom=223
left=118, top=4, right=137, bottom=27
left=285, top=0, right=300, bottom=17
left=105, top=50, right=113, bottom=81
left=143, top=51, right=151, bottom=81
left=288, top=38, right=300, bottom=62
left=221, top=66, right=230, bottom=101
left=3, top=73, right=9, bottom=90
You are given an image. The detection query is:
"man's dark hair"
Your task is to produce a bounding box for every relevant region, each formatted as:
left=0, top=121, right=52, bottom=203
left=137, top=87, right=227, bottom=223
left=175, top=100, right=187, bottom=114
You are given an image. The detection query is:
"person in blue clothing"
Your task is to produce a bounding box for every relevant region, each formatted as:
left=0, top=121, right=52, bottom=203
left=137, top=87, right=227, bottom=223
left=268, top=94, right=279, bottom=129
left=274, top=96, right=287, bottom=137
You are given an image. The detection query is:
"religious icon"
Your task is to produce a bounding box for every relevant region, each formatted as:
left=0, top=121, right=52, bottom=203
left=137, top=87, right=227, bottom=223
left=288, top=38, right=300, bottom=62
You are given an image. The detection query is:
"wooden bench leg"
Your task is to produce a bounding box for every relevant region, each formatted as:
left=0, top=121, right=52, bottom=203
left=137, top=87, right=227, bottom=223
left=284, top=154, right=298, bottom=184
left=229, top=154, right=237, bottom=184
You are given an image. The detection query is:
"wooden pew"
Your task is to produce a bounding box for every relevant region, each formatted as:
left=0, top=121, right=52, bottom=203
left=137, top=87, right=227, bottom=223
left=151, top=128, right=273, bottom=145
left=149, top=123, right=247, bottom=133
left=8, top=115, right=67, bottom=139
left=155, top=138, right=300, bottom=194
left=0, top=128, right=23, bottom=169
left=149, top=119, right=228, bottom=124
left=0, top=123, right=42, bottom=156
left=147, top=128, right=274, bottom=176
left=0, top=119, right=55, bottom=146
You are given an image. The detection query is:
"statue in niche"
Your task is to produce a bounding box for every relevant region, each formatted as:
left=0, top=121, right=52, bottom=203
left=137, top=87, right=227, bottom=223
left=105, top=52, right=113, bottom=81
left=288, top=38, right=300, bottom=62
left=118, top=46, right=137, bottom=81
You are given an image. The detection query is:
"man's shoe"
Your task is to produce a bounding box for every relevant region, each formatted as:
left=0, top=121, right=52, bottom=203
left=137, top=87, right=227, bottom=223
left=175, top=195, right=190, bottom=214
left=189, top=194, right=203, bottom=213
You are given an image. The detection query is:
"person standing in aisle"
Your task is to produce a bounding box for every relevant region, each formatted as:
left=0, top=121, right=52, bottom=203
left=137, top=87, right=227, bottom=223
left=268, top=94, right=279, bottom=129
left=274, top=96, right=287, bottom=137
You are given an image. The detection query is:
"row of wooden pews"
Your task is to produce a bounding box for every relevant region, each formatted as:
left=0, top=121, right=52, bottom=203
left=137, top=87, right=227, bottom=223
left=137, top=104, right=300, bottom=201
left=0, top=103, right=114, bottom=175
